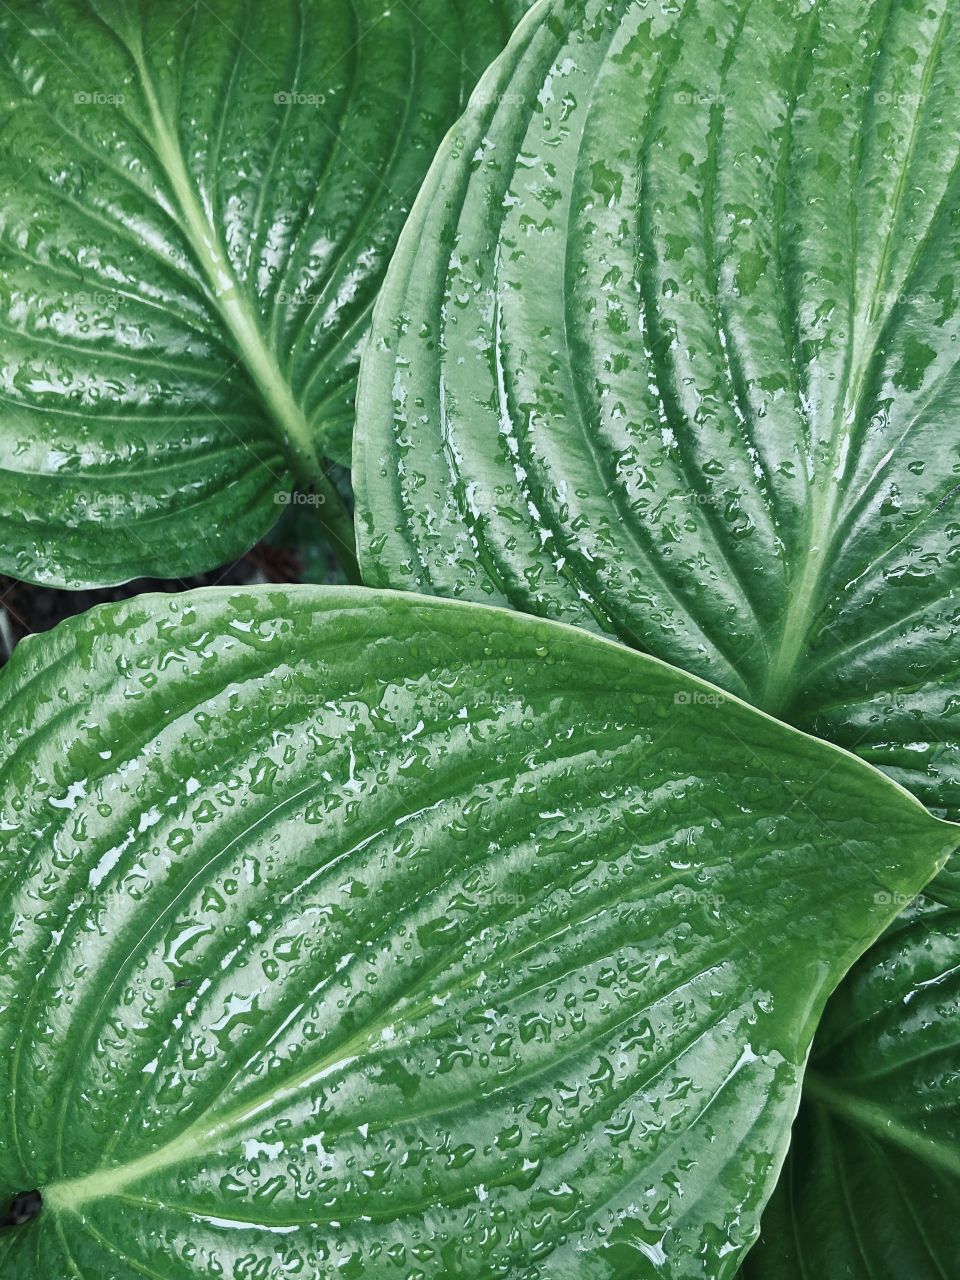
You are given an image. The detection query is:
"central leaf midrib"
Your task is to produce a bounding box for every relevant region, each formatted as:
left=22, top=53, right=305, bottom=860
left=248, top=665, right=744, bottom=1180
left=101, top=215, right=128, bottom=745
left=804, top=1070, right=960, bottom=1178
left=757, top=1, right=949, bottom=717
left=41, top=844, right=904, bottom=1217
left=135, top=55, right=321, bottom=489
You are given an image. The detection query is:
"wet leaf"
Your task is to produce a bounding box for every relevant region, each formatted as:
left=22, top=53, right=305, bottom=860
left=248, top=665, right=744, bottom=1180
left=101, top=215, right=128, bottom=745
left=742, top=876, right=960, bottom=1279
left=356, top=0, right=960, bottom=809
left=0, top=586, right=954, bottom=1278
left=0, top=0, right=528, bottom=587
left=355, top=4, right=960, bottom=1267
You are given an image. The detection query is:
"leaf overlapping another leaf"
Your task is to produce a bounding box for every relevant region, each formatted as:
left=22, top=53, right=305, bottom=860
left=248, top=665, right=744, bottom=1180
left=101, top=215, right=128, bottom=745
left=0, top=587, right=954, bottom=1278
left=743, top=882, right=960, bottom=1279
left=356, top=0, right=960, bottom=797
left=355, top=0, right=960, bottom=1268
left=0, top=0, right=529, bottom=588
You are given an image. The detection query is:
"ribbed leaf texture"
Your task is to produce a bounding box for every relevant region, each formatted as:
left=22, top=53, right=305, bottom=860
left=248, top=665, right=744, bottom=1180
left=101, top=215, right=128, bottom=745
left=0, top=587, right=954, bottom=1278
left=743, top=877, right=960, bottom=1279
left=0, top=0, right=528, bottom=587
left=357, top=0, right=960, bottom=811
left=355, top=0, right=960, bottom=1267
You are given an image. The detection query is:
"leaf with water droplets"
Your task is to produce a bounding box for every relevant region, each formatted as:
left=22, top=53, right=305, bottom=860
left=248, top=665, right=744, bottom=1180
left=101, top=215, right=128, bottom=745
left=742, top=873, right=960, bottom=1279
left=356, top=0, right=960, bottom=808
left=0, top=586, right=955, bottom=1278
left=356, top=7, right=960, bottom=1260
left=0, top=0, right=529, bottom=588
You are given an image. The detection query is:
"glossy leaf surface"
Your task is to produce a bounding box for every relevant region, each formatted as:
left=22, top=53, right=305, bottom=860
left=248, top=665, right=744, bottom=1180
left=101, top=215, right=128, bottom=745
left=1, top=586, right=954, bottom=1278
left=355, top=6, right=960, bottom=1266
left=356, top=0, right=960, bottom=811
left=0, top=0, right=527, bottom=587
left=743, top=875, right=960, bottom=1279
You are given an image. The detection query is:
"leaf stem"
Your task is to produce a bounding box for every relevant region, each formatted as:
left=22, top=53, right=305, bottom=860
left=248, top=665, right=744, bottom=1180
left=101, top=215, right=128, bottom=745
left=306, top=467, right=363, bottom=585
left=132, top=52, right=362, bottom=585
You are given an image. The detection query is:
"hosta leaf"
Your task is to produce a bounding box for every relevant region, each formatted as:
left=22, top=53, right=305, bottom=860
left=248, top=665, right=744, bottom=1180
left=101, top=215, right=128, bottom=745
left=356, top=0, right=960, bottom=806
left=0, top=0, right=528, bottom=589
left=355, top=4, right=960, bottom=1266
left=742, top=876, right=960, bottom=1279
left=0, top=587, right=955, bottom=1279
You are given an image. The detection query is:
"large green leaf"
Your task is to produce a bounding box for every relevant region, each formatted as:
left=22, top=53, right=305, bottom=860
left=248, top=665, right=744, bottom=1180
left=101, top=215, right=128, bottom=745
left=0, top=586, right=954, bottom=1278
left=0, top=0, right=528, bottom=589
left=355, top=4, right=960, bottom=1266
left=742, top=874, right=960, bottom=1279
left=356, top=0, right=960, bottom=806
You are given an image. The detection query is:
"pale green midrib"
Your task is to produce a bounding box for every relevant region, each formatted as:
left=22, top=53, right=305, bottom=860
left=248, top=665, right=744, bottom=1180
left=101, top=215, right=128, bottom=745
left=44, top=851, right=693, bottom=1212
left=41, top=823, right=845, bottom=1214
left=761, top=146, right=870, bottom=714
left=135, top=59, right=320, bottom=489
left=760, top=38, right=942, bottom=716
left=44, top=1013, right=379, bottom=1214
left=804, top=1071, right=960, bottom=1178
left=760, top=297, right=893, bottom=715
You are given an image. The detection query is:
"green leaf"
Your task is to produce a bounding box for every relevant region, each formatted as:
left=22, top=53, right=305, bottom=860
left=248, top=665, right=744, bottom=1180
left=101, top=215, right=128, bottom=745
left=0, top=587, right=954, bottom=1278
left=741, top=878, right=960, bottom=1279
left=0, top=0, right=528, bottom=589
left=355, top=5, right=960, bottom=1266
left=356, top=0, right=960, bottom=797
